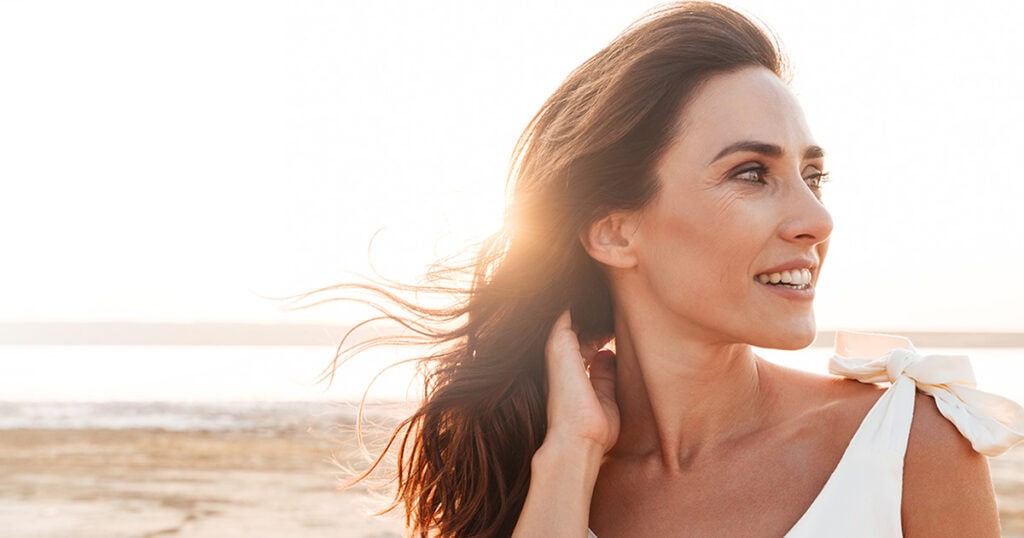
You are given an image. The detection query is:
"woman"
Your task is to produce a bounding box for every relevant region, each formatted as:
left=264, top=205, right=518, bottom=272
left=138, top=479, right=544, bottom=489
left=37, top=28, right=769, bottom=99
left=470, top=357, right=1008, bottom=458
left=332, top=2, right=1024, bottom=536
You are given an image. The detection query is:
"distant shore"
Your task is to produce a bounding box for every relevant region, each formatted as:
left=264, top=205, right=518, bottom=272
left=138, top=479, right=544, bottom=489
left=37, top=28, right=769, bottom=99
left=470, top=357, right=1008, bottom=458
left=4, top=322, right=1024, bottom=347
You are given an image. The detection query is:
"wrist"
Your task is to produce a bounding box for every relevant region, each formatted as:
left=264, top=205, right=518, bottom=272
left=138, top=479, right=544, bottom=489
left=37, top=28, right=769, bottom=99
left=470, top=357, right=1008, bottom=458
left=515, top=437, right=603, bottom=537
left=532, top=436, right=605, bottom=479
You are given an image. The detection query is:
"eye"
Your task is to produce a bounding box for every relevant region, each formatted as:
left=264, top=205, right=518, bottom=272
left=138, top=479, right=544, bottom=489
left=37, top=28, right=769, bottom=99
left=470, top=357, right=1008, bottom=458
left=732, top=164, right=768, bottom=184
left=804, top=170, right=831, bottom=190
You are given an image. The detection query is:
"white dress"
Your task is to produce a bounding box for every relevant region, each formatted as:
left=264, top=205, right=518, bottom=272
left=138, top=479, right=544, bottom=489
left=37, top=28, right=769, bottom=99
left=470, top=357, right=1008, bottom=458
left=588, top=331, right=1024, bottom=538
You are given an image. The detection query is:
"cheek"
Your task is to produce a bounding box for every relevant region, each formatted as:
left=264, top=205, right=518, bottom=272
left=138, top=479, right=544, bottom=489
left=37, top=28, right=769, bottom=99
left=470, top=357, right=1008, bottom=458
left=816, top=239, right=830, bottom=267
left=637, top=197, right=764, bottom=301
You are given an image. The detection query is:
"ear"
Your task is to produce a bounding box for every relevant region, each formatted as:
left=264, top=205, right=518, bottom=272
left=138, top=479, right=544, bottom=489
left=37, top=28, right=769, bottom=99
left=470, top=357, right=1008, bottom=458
left=580, top=211, right=640, bottom=269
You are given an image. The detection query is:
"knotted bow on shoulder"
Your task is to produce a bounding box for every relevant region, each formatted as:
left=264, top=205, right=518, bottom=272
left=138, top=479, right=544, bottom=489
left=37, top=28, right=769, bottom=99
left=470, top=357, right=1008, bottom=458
left=828, top=331, right=1024, bottom=457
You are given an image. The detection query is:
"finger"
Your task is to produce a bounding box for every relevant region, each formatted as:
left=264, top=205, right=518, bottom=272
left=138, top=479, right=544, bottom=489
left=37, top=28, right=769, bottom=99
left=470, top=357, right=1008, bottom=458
left=546, top=309, right=575, bottom=352
left=545, top=309, right=586, bottom=379
left=588, top=349, right=617, bottom=402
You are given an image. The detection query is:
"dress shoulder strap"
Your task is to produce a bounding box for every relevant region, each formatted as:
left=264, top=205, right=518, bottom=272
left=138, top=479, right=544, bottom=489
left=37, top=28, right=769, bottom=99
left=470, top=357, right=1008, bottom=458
left=784, top=373, right=914, bottom=538
left=829, top=331, right=1024, bottom=457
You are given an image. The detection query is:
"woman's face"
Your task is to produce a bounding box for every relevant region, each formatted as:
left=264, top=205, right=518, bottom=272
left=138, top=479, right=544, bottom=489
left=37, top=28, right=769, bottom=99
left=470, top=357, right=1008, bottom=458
left=631, top=66, right=832, bottom=350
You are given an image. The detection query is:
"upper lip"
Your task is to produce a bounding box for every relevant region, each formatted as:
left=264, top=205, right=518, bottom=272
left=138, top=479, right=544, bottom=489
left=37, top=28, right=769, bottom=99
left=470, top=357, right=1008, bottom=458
left=755, top=258, right=818, bottom=276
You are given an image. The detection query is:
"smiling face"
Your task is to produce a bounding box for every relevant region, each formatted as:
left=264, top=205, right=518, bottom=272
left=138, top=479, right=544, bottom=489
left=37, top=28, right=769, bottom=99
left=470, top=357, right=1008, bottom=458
left=626, top=66, right=832, bottom=350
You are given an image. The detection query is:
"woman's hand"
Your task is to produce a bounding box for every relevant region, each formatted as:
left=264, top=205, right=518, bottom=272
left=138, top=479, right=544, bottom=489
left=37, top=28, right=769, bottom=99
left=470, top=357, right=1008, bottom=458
left=512, top=310, right=618, bottom=537
left=542, top=309, right=620, bottom=455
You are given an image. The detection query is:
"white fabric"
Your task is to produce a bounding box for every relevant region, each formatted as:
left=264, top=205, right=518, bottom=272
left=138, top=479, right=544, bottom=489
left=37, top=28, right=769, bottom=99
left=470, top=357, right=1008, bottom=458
left=588, top=331, right=1024, bottom=537
left=830, top=331, right=1024, bottom=457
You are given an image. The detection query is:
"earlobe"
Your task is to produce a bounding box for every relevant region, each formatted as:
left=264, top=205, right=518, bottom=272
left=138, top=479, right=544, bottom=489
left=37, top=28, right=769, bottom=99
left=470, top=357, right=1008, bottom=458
left=580, top=212, right=640, bottom=269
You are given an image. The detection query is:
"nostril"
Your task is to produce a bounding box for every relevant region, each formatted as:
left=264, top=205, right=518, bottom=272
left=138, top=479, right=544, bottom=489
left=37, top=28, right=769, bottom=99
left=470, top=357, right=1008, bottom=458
left=795, top=232, right=816, bottom=240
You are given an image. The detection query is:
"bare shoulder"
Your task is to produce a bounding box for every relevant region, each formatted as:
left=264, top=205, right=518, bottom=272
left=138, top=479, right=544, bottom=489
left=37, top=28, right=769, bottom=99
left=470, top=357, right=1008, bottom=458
left=754, top=358, right=893, bottom=467
left=757, top=357, right=886, bottom=425
left=901, top=391, right=1000, bottom=537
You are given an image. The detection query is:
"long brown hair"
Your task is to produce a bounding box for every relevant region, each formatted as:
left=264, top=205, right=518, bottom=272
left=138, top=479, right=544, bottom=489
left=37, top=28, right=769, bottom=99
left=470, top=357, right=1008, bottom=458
left=311, top=2, right=785, bottom=536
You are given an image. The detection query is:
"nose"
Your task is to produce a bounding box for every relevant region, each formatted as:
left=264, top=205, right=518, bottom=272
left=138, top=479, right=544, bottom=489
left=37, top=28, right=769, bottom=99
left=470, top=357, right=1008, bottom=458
left=778, top=181, right=833, bottom=245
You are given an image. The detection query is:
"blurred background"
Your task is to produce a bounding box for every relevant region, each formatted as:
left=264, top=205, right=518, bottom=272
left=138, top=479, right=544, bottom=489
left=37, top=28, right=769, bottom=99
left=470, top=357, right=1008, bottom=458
left=1, top=0, right=1022, bottom=536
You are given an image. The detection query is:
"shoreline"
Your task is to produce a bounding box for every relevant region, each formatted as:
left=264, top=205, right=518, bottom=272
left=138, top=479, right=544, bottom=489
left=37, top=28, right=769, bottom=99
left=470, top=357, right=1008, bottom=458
left=5, top=323, right=1024, bottom=347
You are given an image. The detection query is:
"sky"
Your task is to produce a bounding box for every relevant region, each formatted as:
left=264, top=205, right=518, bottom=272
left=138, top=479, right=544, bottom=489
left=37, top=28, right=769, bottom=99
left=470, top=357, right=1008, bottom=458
left=1, top=0, right=1022, bottom=332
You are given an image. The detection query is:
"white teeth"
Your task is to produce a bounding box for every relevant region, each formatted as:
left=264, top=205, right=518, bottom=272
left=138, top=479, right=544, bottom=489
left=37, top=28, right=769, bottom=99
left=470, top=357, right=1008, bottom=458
left=755, top=268, right=812, bottom=287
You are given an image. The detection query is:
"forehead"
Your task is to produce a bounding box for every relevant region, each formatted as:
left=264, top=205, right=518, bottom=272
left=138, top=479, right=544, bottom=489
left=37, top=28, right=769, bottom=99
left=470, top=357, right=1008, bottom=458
left=670, top=66, right=815, bottom=160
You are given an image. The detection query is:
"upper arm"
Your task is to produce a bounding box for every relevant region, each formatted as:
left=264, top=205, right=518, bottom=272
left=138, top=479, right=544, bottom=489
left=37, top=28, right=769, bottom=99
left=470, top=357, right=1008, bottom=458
left=902, top=392, right=1001, bottom=537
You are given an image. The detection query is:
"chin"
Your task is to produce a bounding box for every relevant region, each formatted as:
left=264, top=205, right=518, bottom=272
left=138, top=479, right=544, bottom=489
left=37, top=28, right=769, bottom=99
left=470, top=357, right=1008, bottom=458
left=749, top=319, right=817, bottom=350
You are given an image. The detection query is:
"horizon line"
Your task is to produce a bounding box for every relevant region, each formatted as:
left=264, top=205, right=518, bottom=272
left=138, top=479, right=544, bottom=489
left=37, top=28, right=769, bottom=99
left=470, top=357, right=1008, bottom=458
left=1, top=322, right=1023, bottom=348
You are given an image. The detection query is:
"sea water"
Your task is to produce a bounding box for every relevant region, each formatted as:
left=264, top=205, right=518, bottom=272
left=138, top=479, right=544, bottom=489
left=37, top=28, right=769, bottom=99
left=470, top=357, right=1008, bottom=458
left=0, top=345, right=420, bottom=429
left=0, top=345, right=1020, bottom=430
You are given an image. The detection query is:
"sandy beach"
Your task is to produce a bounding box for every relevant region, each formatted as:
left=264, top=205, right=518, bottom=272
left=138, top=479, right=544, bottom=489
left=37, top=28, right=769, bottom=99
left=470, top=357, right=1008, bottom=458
left=0, top=424, right=406, bottom=537
left=2, top=423, right=1023, bottom=537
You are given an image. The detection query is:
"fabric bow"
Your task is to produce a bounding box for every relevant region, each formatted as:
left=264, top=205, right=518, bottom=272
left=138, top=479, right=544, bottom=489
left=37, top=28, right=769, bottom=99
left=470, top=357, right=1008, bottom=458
left=829, top=330, right=1024, bottom=457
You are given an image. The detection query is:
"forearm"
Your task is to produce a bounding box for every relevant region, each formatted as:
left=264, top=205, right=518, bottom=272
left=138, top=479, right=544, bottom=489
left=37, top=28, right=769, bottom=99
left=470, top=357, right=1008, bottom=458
left=512, top=440, right=604, bottom=538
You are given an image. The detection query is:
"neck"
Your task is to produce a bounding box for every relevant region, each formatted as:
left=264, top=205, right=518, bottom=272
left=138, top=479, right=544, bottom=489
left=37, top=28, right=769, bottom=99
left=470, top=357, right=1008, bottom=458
left=610, top=307, right=774, bottom=472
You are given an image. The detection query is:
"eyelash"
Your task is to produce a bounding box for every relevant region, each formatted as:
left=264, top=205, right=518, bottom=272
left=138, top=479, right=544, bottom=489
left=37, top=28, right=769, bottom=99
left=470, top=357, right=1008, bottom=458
left=733, top=165, right=831, bottom=190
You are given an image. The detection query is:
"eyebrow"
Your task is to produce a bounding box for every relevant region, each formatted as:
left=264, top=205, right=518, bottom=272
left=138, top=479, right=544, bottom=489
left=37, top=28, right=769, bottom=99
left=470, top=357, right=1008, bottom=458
left=709, top=140, right=826, bottom=165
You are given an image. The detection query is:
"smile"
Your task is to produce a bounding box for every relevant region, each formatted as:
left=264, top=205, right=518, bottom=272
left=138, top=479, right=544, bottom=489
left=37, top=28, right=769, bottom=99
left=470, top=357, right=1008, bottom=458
left=754, top=268, right=812, bottom=290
